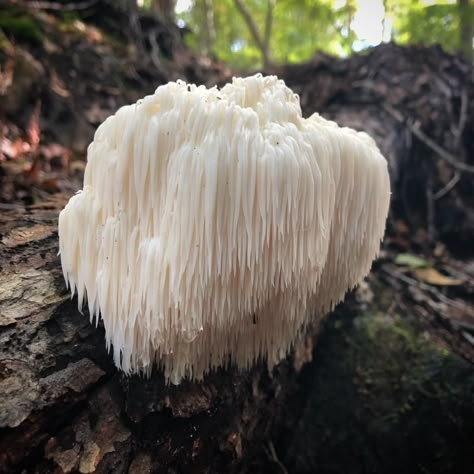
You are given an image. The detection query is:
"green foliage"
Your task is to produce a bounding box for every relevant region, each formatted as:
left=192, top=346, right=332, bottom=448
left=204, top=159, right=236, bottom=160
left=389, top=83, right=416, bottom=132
left=271, top=0, right=346, bottom=62
left=394, top=253, right=429, bottom=269
left=0, top=9, right=43, bottom=44
left=179, top=0, right=357, bottom=70
left=388, top=0, right=463, bottom=53
left=175, top=0, right=472, bottom=69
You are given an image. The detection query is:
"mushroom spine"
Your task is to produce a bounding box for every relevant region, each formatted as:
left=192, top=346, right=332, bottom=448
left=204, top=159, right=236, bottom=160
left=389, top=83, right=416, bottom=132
left=58, top=74, right=390, bottom=384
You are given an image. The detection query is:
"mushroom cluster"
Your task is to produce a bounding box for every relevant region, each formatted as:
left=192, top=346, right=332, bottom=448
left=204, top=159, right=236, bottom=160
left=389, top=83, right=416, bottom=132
left=59, top=74, right=390, bottom=384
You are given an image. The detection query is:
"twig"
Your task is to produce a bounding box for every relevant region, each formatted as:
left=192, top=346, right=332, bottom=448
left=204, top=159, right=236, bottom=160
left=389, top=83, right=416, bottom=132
left=383, top=104, right=474, bottom=174
left=433, top=172, right=460, bottom=200
left=267, top=441, right=288, bottom=474
left=461, top=331, right=474, bottom=346
left=0, top=37, right=15, bottom=95
left=381, top=264, right=467, bottom=312
left=454, top=88, right=468, bottom=148
left=0, top=203, right=26, bottom=210
left=234, top=0, right=273, bottom=68
left=128, top=0, right=145, bottom=56
left=148, top=30, right=164, bottom=72
left=408, top=120, right=474, bottom=174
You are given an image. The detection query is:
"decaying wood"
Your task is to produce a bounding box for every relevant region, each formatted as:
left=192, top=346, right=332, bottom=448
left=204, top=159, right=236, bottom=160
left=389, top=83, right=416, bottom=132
left=1, top=199, right=473, bottom=473
left=0, top=198, right=307, bottom=473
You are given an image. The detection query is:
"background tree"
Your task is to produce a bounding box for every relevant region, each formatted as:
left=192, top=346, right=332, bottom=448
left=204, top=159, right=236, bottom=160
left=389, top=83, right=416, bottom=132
left=175, top=0, right=473, bottom=69
left=151, top=0, right=176, bottom=22
left=179, top=0, right=354, bottom=70
left=458, top=0, right=473, bottom=61
left=234, top=0, right=275, bottom=68
left=388, top=0, right=473, bottom=60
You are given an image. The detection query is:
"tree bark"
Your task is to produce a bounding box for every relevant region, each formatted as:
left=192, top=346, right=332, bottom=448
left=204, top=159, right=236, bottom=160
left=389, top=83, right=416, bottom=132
left=204, top=0, right=216, bottom=57
left=458, top=0, right=473, bottom=62
left=151, top=0, right=176, bottom=24
left=1, top=191, right=473, bottom=473
left=0, top=199, right=310, bottom=473
left=234, top=0, right=273, bottom=68
left=263, top=0, right=275, bottom=64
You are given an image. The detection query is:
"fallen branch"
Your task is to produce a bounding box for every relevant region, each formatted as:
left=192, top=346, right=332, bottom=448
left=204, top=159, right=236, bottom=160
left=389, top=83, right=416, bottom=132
left=409, top=119, right=474, bottom=174
left=383, top=104, right=474, bottom=174
left=433, top=172, right=461, bottom=200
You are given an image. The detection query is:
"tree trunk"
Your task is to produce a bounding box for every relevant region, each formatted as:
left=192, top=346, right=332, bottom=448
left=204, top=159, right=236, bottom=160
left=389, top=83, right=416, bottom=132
left=458, top=0, right=473, bottom=62
left=204, top=0, right=216, bottom=57
left=234, top=0, right=273, bottom=69
left=151, top=0, right=176, bottom=24
left=263, top=0, right=275, bottom=64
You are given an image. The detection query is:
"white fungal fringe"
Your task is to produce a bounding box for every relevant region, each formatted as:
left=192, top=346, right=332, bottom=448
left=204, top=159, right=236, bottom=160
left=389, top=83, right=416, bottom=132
left=58, top=75, right=390, bottom=384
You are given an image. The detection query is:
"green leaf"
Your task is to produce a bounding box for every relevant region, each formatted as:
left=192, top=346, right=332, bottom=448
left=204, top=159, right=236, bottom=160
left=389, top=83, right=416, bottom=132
left=394, top=253, right=429, bottom=269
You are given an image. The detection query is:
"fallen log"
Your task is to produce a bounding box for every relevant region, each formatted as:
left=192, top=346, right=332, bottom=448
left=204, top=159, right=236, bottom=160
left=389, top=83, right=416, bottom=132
left=0, top=198, right=309, bottom=473
left=1, top=200, right=473, bottom=474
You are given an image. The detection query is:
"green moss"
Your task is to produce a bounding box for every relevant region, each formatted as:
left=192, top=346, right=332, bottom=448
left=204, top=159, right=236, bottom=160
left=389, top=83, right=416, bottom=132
left=286, top=293, right=474, bottom=473
left=0, top=30, right=11, bottom=52
left=57, top=11, right=81, bottom=34
left=0, top=11, right=42, bottom=44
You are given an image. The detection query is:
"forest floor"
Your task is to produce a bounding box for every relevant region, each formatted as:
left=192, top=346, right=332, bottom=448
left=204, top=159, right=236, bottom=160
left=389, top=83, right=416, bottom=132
left=1, top=2, right=473, bottom=473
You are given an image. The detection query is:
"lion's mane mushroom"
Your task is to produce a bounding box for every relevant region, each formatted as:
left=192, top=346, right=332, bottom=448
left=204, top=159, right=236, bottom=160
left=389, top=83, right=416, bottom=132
left=59, top=74, right=390, bottom=384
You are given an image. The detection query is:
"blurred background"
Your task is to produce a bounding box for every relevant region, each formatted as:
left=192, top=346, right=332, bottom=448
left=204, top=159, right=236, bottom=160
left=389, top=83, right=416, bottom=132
left=0, top=1, right=473, bottom=473
left=171, top=0, right=473, bottom=69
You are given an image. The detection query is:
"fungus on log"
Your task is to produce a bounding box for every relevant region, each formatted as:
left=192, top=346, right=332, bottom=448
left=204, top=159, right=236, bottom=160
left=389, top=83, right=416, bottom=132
left=58, top=74, right=390, bottom=384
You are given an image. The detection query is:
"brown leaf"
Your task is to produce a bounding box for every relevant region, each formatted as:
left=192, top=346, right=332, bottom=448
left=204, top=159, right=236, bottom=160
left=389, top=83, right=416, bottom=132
left=27, top=101, right=41, bottom=151
left=50, top=70, right=70, bottom=98
left=41, top=178, right=61, bottom=193
left=414, top=268, right=463, bottom=286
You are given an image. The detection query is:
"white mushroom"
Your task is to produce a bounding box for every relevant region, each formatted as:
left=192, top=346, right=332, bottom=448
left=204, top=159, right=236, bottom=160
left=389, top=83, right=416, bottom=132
left=58, top=74, right=390, bottom=384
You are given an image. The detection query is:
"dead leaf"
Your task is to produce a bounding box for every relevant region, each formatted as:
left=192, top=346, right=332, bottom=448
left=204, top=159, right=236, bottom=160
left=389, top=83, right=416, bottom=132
left=414, top=268, right=463, bottom=286
left=27, top=101, right=41, bottom=150
left=50, top=70, right=70, bottom=98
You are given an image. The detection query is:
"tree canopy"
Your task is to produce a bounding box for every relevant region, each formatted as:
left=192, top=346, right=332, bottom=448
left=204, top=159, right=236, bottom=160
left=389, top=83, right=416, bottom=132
left=168, top=0, right=473, bottom=69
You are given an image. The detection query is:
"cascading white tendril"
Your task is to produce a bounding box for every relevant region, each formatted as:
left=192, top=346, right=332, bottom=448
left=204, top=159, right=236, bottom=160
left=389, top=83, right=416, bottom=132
left=59, top=74, right=390, bottom=384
